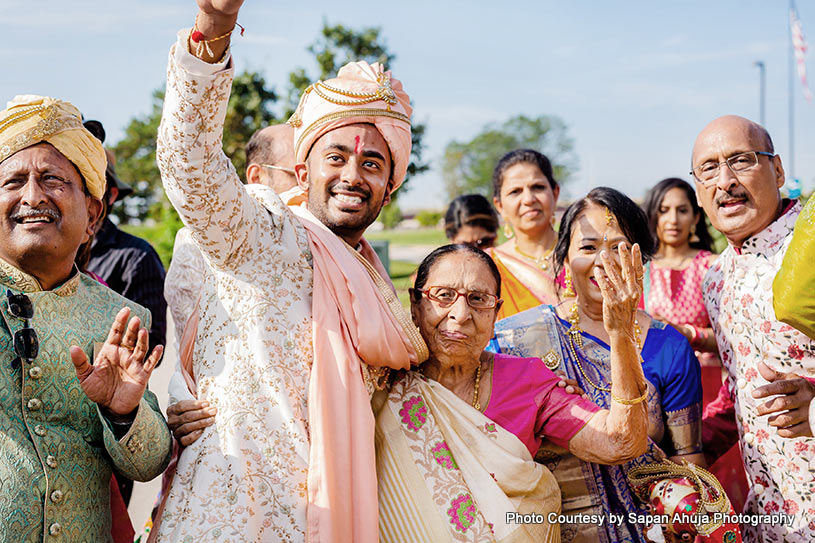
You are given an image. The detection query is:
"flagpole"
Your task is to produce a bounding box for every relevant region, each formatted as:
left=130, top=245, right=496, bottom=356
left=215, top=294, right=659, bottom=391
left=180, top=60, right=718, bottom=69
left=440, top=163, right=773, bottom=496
left=790, top=0, right=796, bottom=182
left=754, top=61, right=766, bottom=125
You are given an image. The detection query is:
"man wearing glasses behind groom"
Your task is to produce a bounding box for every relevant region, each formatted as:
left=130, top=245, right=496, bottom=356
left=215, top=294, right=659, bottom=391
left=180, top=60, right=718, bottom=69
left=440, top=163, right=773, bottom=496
left=0, top=95, right=172, bottom=542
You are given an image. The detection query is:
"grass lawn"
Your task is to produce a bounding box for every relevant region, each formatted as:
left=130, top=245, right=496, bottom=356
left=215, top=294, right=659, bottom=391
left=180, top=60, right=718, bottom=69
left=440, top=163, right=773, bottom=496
left=366, top=228, right=448, bottom=246
left=368, top=226, right=509, bottom=247
left=390, top=259, right=418, bottom=307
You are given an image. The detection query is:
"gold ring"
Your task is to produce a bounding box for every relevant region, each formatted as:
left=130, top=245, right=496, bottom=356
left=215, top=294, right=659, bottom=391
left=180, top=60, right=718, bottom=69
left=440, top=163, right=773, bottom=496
left=122, top=345, right=135, bottom=352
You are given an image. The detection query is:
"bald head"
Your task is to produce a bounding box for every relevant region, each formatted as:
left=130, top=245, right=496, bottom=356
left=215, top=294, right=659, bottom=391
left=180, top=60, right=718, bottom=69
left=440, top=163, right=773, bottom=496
left=692, top=115, right=773, bottom=165
left=245, top=124, right=297, bottom=193
left=691, top=115, right=784, bottom=248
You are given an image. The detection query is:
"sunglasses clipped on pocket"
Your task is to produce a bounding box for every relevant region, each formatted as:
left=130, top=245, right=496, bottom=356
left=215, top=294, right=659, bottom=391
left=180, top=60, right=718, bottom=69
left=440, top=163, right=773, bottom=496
left=7, top=290, right=38, bottom=370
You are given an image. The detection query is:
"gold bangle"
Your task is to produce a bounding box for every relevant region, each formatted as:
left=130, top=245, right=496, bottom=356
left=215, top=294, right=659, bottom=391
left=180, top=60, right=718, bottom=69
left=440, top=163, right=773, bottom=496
left=611, top=391, right=647, bottom=405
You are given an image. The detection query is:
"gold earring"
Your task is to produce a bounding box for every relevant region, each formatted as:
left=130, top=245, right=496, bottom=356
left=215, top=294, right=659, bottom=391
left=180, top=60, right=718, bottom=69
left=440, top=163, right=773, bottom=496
left=503, top=221, right=514, bottom=239
left=563, top=269, right=575, bottom=297
left=689, top=224, right=700, bottom=243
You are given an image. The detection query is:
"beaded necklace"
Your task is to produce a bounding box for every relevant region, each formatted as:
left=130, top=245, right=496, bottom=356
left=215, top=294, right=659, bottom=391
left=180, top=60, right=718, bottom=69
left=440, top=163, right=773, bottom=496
left=514, top=239, right=556, bottom=271
left=472, top=362, right=483, bottom=410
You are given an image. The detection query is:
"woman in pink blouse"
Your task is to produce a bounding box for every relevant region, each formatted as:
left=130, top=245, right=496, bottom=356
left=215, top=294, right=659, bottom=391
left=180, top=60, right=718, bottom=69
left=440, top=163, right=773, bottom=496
left=642, top=177, right=747, bottom=511
left=641, top=178, right=720, bottom=402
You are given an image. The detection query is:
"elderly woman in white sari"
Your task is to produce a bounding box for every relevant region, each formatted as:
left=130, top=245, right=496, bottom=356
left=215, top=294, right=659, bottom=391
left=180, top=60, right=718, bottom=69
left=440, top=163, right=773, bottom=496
left=375, top=243, right=650, bottom=542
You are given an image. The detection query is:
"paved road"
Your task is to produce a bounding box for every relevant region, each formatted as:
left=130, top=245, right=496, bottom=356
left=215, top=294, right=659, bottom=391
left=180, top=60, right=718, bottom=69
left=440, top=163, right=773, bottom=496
left=127, top=311, right=176, bottom=533
left=388, top=243, right=438, bottom=264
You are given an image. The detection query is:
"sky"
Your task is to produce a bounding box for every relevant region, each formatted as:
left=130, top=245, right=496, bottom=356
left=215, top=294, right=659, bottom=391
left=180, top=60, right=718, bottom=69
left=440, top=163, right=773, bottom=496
left=2, top=0, right=814, bottom=211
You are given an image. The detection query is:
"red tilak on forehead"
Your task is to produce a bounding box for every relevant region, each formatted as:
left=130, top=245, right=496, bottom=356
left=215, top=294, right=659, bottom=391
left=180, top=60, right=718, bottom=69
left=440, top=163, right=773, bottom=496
left=354, top=135, right=363, bottom=154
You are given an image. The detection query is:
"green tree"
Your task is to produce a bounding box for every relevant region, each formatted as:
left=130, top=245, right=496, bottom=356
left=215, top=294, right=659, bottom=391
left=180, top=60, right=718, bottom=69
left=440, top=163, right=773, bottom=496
left=283, top=23, right=395, bottom=116
left=112, top=72, right=279, bottom=264
left=112, top=71, right=279, bottom=223
left=112, top=22, right=427, bottom=261
left=284, top=22, right=429, bottom=195
left=379, top=200, right=403, bottom=229
left=442, top=115, right=577, bottom=200
left=109, top=90, right=163, bottom=225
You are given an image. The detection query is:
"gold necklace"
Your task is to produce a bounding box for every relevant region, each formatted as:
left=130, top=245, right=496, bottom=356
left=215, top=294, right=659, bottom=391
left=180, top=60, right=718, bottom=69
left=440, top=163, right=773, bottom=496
left=654, top=252, right=693, bottom=270
left=472, top=362, right=483, bottom=410
left=514, top=238, right=556, bottom=271
left=566, top=302, right=643, bottom=392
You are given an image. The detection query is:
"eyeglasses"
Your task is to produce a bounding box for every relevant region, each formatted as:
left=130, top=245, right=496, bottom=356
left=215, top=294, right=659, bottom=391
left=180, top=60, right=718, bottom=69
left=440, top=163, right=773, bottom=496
left=412, top=286, right=500, bottom=309
left=690, top=151, right=775, bottom=186
left=259, top=164, right=296, bottom=175
left=7, top=290, right=38, bottom=369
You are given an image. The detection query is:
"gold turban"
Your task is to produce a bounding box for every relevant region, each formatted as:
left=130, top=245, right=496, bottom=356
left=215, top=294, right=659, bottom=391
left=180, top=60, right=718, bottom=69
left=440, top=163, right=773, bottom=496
left=288, top=61, right=413, bottom=191
left=0, top=95, right=106, bottom=199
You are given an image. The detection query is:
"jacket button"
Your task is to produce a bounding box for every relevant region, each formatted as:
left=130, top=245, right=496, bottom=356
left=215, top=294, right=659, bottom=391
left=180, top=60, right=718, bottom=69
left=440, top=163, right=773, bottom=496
left=48, top=522, right=61, bottom=536
left=46, top=455, right=57, bottom=468
left=28, top=366, right=42, bottom=379
left=34, top=424, right=46, bottom=436
left=27, top=398, right=42, bottom=411
left=50, top=489, right=63, bottom=503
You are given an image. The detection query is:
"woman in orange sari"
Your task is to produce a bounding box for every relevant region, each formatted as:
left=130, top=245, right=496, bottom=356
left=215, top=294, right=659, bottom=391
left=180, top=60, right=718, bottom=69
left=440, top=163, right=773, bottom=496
left=487, top=149, right=561, bottom=320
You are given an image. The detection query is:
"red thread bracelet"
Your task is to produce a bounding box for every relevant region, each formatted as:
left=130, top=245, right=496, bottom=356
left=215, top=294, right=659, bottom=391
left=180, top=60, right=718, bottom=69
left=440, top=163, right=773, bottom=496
left=190, top=14, right=244, bottom=43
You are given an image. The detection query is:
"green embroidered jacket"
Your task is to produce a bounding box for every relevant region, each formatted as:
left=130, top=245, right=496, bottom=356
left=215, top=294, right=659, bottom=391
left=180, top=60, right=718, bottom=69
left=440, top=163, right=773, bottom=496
left=0, top=259, right=172, bottom=542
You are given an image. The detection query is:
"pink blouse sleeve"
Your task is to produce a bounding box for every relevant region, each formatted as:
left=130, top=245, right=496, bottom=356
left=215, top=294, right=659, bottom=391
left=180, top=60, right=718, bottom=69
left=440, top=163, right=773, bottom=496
left=533, top=362, right=602, bottom=449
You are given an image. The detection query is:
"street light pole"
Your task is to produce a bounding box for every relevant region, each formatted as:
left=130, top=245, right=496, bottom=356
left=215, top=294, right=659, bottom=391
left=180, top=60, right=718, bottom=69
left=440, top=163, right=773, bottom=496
left=754, top=60, right=766, bottom=125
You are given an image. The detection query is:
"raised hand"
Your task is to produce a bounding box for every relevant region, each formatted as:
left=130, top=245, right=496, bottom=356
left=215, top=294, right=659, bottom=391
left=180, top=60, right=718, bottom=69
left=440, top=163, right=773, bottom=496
left=190, top=0, right=245, bottom=62
left=194, top=0, right=244, bottom=36
left=70, top=307, right=164, bottom=416
left=594, top=242, right=644, bottom=340
left=752, top=360, right=815, bottom=438
left=196, top=0, right=244, bottom=16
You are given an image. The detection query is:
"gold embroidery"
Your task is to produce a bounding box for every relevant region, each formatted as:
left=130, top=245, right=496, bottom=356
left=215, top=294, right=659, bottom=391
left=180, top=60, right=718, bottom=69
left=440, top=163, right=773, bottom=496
left=664, top=403, right=702, bottom=455
left=0, top=258, right=80, bottom=296
left=294, top=108, right=411, bottom=160
left=311, top=71, right=398, bottom=108
left=0, top=106, right=82, bottom=164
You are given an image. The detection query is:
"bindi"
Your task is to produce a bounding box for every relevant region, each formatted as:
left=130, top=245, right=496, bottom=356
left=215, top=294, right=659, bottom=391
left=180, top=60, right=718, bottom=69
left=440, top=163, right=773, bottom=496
left=354, top=135, right=364, bottom=155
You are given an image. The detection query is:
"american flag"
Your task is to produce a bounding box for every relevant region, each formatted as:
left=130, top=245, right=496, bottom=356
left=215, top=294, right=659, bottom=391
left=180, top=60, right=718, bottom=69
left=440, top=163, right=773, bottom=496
left=791, top=6, right=812, bottom=102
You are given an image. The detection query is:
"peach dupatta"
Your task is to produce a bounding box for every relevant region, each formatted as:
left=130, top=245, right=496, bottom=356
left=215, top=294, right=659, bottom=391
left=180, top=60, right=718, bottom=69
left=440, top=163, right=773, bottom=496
left=289, top=204, right=427, bottom=543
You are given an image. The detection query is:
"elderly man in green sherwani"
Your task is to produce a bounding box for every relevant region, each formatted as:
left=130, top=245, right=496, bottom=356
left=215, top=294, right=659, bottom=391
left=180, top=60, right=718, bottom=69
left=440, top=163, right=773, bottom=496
left=0, top=95, right=172, bottom=542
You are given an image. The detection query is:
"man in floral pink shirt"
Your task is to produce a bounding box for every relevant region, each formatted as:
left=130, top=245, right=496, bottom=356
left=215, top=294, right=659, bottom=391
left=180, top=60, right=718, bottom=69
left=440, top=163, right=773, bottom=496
left=692, top=115, right=815, bottom=542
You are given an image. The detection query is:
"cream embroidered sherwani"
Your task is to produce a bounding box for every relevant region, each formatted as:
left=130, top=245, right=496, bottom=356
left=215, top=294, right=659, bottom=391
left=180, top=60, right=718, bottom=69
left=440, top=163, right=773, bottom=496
left=164, top=226, right=206, bottom=406
left=154, top=33, right=315, bottom=542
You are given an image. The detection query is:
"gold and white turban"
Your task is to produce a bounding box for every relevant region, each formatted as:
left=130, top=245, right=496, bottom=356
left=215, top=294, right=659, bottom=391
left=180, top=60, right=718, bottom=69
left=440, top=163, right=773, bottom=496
left=288, top=61, right=412, bottom=191
left=0, top=95, right=106, bottom=199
